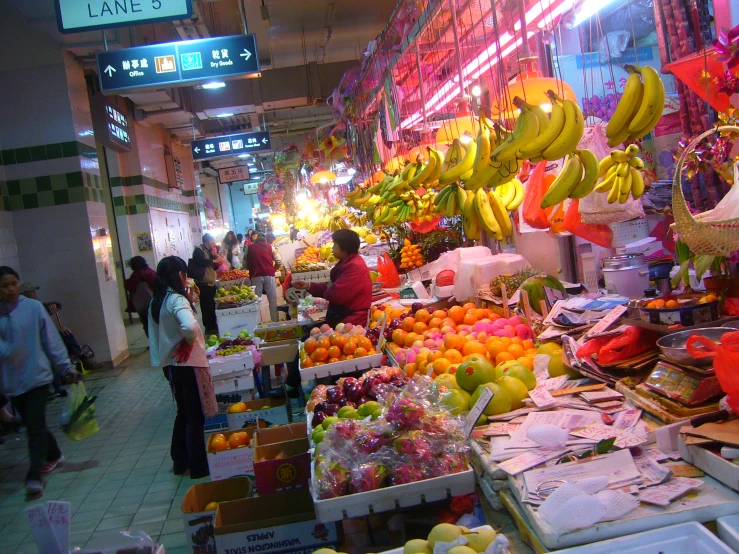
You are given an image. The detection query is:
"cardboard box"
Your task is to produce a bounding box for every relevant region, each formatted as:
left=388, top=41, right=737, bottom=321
left=259, top=339, right=299, bottom=366
left=254, top=438, right=311, bottom=495
left=205, top=388, right=254, bottom=432
left=206, top=426, right=263, bottom=481
left=226, top=397, right=290, bottom=430
left=181, top=477, right=252, bottom=554
left=214, top=489, right=339, bottom=553
left=253, top=422, right=308, bottom=447
left=254, top=322, right=303, bottom=343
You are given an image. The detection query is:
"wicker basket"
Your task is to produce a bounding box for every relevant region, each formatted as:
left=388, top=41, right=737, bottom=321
left=671, top=125, right=739, bottom=256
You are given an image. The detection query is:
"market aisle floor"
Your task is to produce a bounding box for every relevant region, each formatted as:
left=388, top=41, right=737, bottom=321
left=0, top=324, right=201, bottom=554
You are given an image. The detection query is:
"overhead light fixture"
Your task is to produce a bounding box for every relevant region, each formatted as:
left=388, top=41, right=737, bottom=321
left=238, top=154, right=249, bottom=158
left=202, top=81, right=226, bottom=90
left=347, top=168, right=357, bottom=175
left=471, top=85, right=482, bottom=97
left=217, top=113, right=233, bottom=118
left=571, top=0, right=618, bottom=26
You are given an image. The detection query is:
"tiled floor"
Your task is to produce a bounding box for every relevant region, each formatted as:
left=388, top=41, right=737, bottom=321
left=0, top=324, right=202, bottom=554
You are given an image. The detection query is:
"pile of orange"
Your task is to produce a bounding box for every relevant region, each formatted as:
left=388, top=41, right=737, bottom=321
left=208, top=431, right=250, bottom=453
left=300, top=331, right=377, bottom=368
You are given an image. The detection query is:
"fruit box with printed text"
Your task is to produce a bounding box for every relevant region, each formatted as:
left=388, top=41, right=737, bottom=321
left=254, top=423, right=311, bottom=495
left=226, top=397, right=290, bottom=430
left=214, top=488, right=339, bottom=554
left=206, top=425, right=264, bottom=482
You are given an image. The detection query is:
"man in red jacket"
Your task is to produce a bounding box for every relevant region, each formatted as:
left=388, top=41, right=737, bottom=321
left=245, top=233, right=282, bottom=322
left=293, top=229, right=372, bottom=327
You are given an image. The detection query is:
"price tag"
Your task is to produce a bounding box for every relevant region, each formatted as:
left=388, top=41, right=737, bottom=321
left=24, top=505, right=62, bottom=554
left=585, top=305, right=628, bottom=339
left=528, top=387, right=557, bottom=408
left=464, top=386, right=493, bottom=437
left=46, top=501, right=70, bottom=553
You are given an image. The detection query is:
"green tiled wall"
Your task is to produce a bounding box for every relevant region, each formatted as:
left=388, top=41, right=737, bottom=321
left=113, top=193, right=196, bottom=217
left=0, top=171, right=103, bottom=211
left=110, top=175, right=196, bottom=196
left=0, top=141, right=97, bottom=165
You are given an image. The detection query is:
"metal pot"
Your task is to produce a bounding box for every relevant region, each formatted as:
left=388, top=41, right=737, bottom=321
left=602, top=254, right=650, bottom=299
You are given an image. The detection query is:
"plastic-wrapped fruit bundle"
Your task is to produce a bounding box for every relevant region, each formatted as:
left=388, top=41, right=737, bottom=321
left=312, top=375, right=471, bottom=499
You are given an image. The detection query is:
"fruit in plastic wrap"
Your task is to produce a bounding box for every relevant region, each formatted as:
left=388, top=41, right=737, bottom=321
left=386, top=398, right=425, bottom=428
left=350, top=462, right=390, bottom=493
left=389, top=463, right=426, bottom=486
left=314, top=460, right=351, bottom=499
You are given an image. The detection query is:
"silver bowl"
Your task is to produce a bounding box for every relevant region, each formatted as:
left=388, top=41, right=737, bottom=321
left=656, top=327, right=731, bottom=366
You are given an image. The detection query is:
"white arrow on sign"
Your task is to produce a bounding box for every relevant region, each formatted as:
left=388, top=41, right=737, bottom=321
left=239, top=49, right=252, bottom=62
left=193, top=147, right=201, bottom=153
left=103, top=65, right=116, bottom=77
left=262, top=137, right=268, bottom=144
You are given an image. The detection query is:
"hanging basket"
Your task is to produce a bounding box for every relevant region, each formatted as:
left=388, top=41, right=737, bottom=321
left=671, top=125, right=739, bottom=256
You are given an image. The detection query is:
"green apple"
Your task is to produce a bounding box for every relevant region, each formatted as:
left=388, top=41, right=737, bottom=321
left=357, top=401, right=379, bottom=418
left=470, top=382, right=512, bottom=415
left=537, top=341, right=561, bottom=356
left=337, top=406, right=359, bottom=419
left=321, top=416, right=339, bottom=429
left=463, top=528, right=497, bottom=552
left=447, top=547, right=476, bottom=554
left=311, top=427, right=325, bottom=444
left=496, top=376, right=529, bottom=410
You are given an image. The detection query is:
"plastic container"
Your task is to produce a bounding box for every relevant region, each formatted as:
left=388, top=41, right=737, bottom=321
left=217, top=302, right=261, bottom=335
left=602, top=254, right=650, bottom=299
left=717, top=515, right=739, bottom=553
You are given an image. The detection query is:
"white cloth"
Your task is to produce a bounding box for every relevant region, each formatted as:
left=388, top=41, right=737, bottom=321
left=252, top=276, right=278, bottom=323
left=149, top=291, right=208, bottom=368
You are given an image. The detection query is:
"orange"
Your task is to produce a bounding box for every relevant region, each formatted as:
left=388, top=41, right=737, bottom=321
left=487, top=340, right=507, bottom=358
left=401, top=317, right=416, bottom=332
left=463, top=341, right=487, bottom=357
left=477, top=332, right=489, bottom=343
left=522, top=339, right=535, bottom=350
left=312, top=348, right=329, bottom=362
left=665, top=299, right=679, bottom=309
left=498, top=336, right=512, bottom=346
left=228, top=433, right=248, bottom=449
left=429, top=317, right=443, bottom=329
left=448, top=306, right=465, bottom=323
left=473, top=308, right=487, bottom=321
left=444, top=334, right=465, bottom=351
left=462, top=302, right=477, bottom=312
left=209, top=435, right=228, bottom=452
left=495, top=351, right=515, bottom=365
left=507, top=344, right=525, bottom=358
left=404, top=363, right=417, bottom=377
left=432, top=310, right=447, bottom=320
left=356, top=336, right=372, bottom=351
left=432, top=357, right=452, bottom=376
left=304, top=338, right=318, bottom=354
left=301, top=357, right=314, bottom=368
left=344, top=355, right=354, bottom=360
left=510, top=336, right=523, bottom=345
left=343, top=341, right=358, bottom=355
left=392, top=329, right=408, bottom=346
left=444, top=349, right=463, bottom=364
left=413, top=321, right=428, bottom=334
left=442, top=317, right=457, bottom=328
left=327, top=345, right=341, bottom=359
left=316, top=336, right=330, bottom=350
left=516, top=356, right=534, bottom=370
left=354, top=347, right=368, bottom=357
left=429, top=351, right=444, bottom=362
left=415, top=309, right=432, bottom=323
left=463, top=312, right=478, bottom=326
left=329, top=333, right=343, bottom=347
left=404, top=332, right=420, bottom=347
left=525, top=348, right=537, bottom=356
left=327, top=357, right=340, bottom=364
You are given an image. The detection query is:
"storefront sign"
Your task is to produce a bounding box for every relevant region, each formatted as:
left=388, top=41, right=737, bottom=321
left=243, top=182, right=258, bottom=194
left=97, top=34, right=259, bottom=93
left=56, top=0, right=192, bottom=34
left=90, top=96, right=131, bottom=152
left=191, top=130, right=271, bottom=161
left=218, top=165, right=250, bottom=184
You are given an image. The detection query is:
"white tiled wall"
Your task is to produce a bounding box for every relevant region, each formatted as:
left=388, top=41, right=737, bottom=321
left=0, top=212, right=19, bottom=271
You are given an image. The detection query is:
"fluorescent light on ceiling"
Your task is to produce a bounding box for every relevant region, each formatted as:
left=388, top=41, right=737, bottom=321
left=202, top=81, right=226, bottom=89
left=571, top=0, right=617, bottom=26
left=238, top=154, right=249, bottom=158
left=217, top=113, right=233, bottom=118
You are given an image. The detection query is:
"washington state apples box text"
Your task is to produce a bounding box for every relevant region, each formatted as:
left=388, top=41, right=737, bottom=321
left=182, top=477, right=252, bottom=554
left=226, top=398, right=290, bottom=431
left=214, top=489, right=338, bottom=554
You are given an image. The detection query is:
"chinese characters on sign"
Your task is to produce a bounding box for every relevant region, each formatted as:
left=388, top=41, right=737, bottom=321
left=191, top=130, right=271, bottom=161
left=218, top=166, right=251, bottom=184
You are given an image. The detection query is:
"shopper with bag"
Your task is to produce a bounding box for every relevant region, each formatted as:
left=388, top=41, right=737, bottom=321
left=125, top=256, right=157, bottom=337
left=220, top=231, right=241, bottom=270
left=188, top=234, right=223, bottom=335
left=0, top=266, right=81, bottom=494
left=150, top=256, right=216, bottom=479
left=245, top=233, right=282, bottom=322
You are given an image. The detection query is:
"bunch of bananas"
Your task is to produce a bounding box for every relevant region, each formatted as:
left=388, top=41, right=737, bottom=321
left=327, top=215, right=349, bottom=231
left=606, top=65, right=666, bottom=147
left=347, top=212, right=367, bottom=226
left=540, top=148, right=599, bottom=208
left=433, top=182, right=467, bottom=217
left=461, top=180, right=524, bottom=241
left=331, top=206, right=349, bottom=217
left=594, top=144, right=647, bottom=203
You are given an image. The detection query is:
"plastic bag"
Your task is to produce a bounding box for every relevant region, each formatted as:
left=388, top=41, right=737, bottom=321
left=724, top=298, right=739, bottom=316
left=377, top=253, right=400, bottom=287
left=523, top=161, right=551, bottom=229
left=576, top=336, right=613, bottom=358
left=548, top=201, right=567, bottom=234
left=686, top=331, right=739, bottom=413
left=60, top=382, right=99, bottom=441
left=564, top=199, right=614, bottom=248
left=597, top=326, right=659, bottom=365
left=72, top=530, right=157, bottom=553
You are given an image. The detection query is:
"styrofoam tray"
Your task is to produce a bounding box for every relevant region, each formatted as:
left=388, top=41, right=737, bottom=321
left=678, top=437, right=739, bottom=491
left=310, top=465, right=475, bottom=522
left=213, top=373, right=255, bottom=395
left=299, top=343, right=383, bottom=379
left=216, top=302, right=260, bottom=315
left=717, top=515, right=739, bottom=553
left=471, top=440, right=509, bottom=481
left=377, top=527, right=496, bottom=554
left=291, top=269, right=331, bottom=282
left=508, top=473, right=739, bottom=550
left=555, top=522, right=734, bottom=553
left=209, top=352, right=255, bottom=380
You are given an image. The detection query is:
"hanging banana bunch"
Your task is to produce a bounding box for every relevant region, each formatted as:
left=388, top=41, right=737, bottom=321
left=606, top=65, right=666, bottom=147
left=594, top=144, right=647, bottom=203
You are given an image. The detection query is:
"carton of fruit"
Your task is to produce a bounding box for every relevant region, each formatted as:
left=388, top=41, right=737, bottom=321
left=181, top=477, right=252, bottom=553
left=254, top=437, right=311, bottom=495
left=253, top=321, right=302, bottom=342
left=206, top=426, right=264, bottom=481
left=226, top=397, right=290, bottom=430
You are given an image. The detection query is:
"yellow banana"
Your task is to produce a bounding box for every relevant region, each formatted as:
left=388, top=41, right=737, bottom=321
left=607, top=179, right=621, bottom=204
left=569, top=149, right=599, bottom=199
left=598, top=155, right=616, bottom=177
left=519, top=92, right=566, bottom=159
left=625, top=144, right=640, bottom=157
left=619, top=170, right=633, bottom=196
left=439, top=138, right=477, bottom=185
left=445, top=184, right=457, bottom=216
left=507, top=179, right=525, bottom=211
left=606, top=70, right=644, bottom=144
left=616, top=161, right=630, bottom=177
left=528, top=102, right=549, bottom=136
left=473, top=127, right=492, bottom=172
left=488, top=189, right=512, bottom=238
left=462, top=190, right=481, bottom=240
left=464, top=165, right=496, bottom=192
left=610, top=150, right=629, bottom=163
left=630, top=168, right=645, bottom=199
left=408, top=157, right=436, bottom=188
left=473, top=188, right=503, bottom=240
left=496, top=181, right=516, bottom=208
left=491, top=98, right=540, bottom=161
left=427, top=148, right=444, bottom=182
left=540, top=155, right=583, bottom=208
left=541, top=97, right=584, bottom=161
left=441, top=140, right=461, bottom=174
left=457, top=186, right=467, bottom=213
left=628, top=66, right=665, bottom=137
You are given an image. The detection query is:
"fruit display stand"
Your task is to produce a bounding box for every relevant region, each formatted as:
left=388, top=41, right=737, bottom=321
left=310, top=462, right=476, bottom=523
left=376, top=526, right=496, bottom=554
left=678, top=436, right=739, bottom=491
left=299, top=347, right=384, bottom=380
left=209, top=350, right=255, bottom=381
left=505, top=472, right=739, bottom=550
left=216, top=302, right=261, bottom=336
left=291, top=268, right=332, bottom=283
left=218, top=278, right=251, bottom=289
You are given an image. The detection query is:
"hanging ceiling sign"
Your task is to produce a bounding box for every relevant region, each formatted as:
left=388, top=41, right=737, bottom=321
left=96, top=34, right=259, bottom=93
left=90, top=96, right=132, bottom=152
left=56, top=0, right=192, bottom=34
left=191, top=130, right=271, bottom=161
left=243, top=182, right=259, bottom=194
left=218, top=165, right=251, bottom=184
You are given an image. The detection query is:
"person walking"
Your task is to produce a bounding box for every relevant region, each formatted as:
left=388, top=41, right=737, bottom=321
left=0, top=266, right=80, bottom=494
left=149, top=256, right=214, bottom=479
left=245, top=233, right=281, bottom=322
left=189, top=234, right=223, bottom=335
left=220, top=231, right=241, bottom=269
left=125, top=256, right=157, bottom=338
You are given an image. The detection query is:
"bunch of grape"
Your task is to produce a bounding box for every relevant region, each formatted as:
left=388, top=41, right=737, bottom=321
left=582, top=93, right=621, bottom=121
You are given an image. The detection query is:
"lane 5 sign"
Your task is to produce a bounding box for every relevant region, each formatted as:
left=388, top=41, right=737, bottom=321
left=55, top=0, right=192, bottom=34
